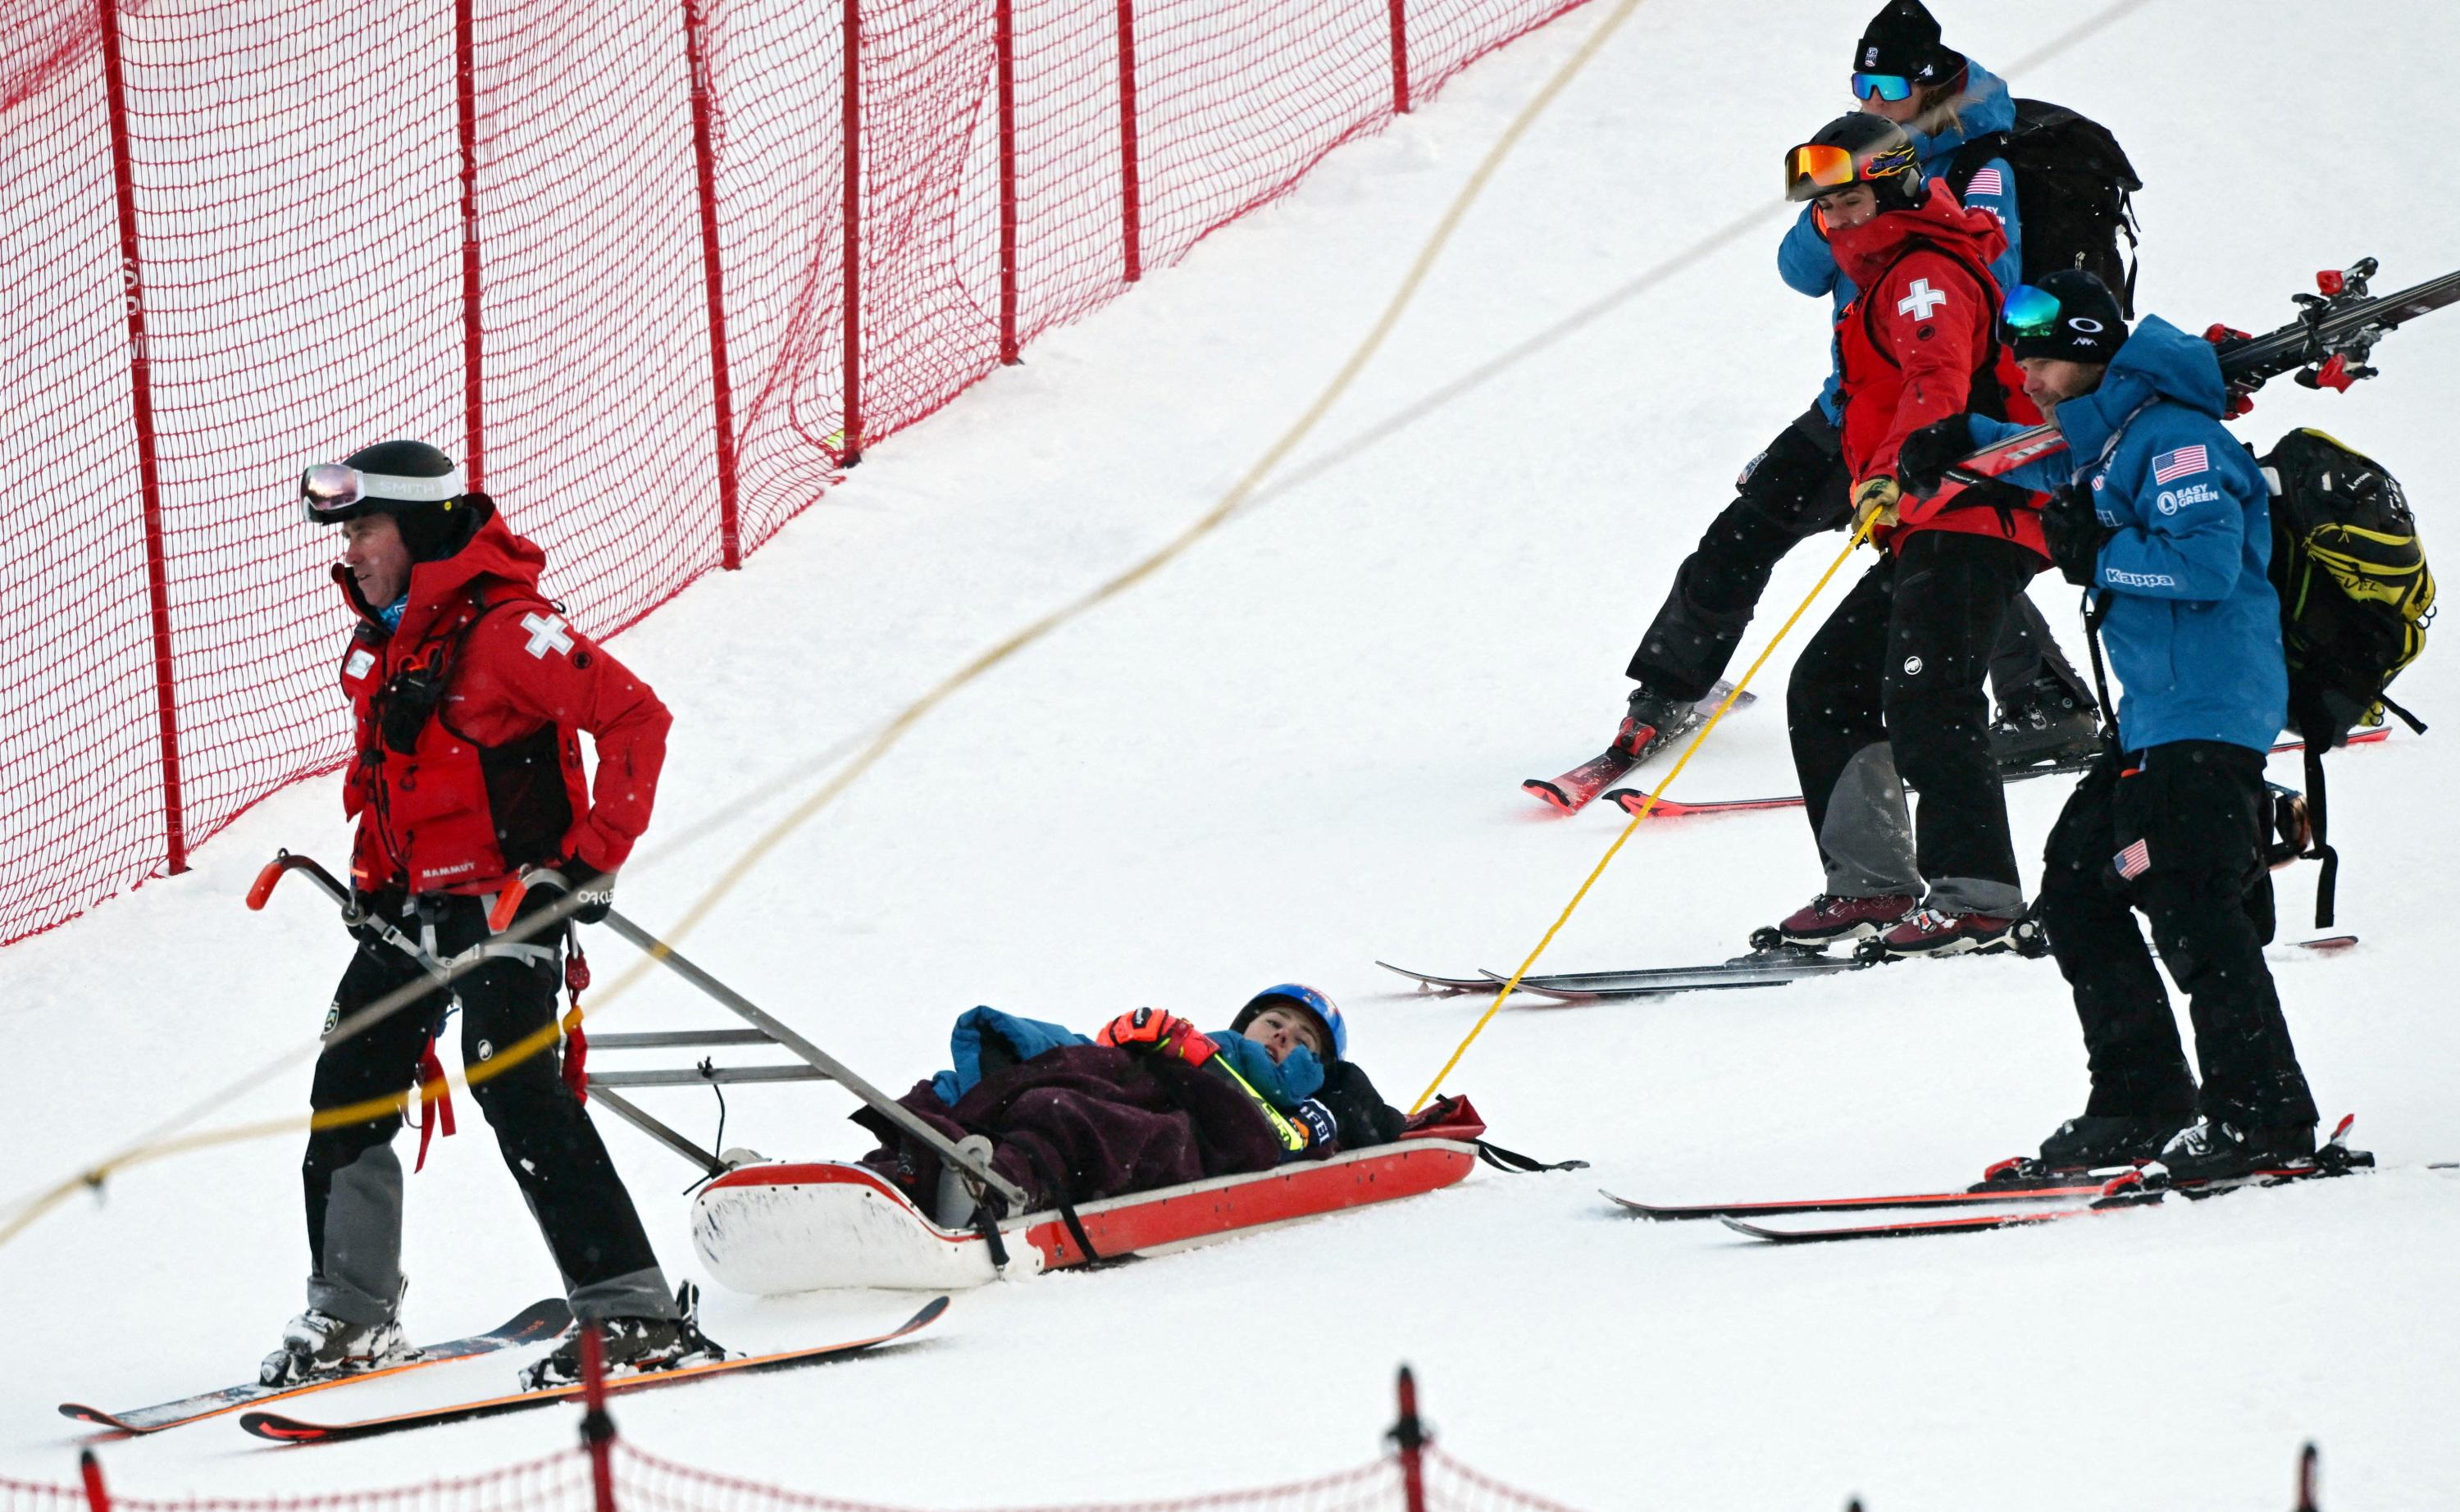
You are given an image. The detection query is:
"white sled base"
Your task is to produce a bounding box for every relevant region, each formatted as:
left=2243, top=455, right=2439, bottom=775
left=693, top=1139, right=1479, bottom=1294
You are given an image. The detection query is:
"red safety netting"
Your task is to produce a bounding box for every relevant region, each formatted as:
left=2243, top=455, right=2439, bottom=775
left=0, top=0, right=1598, bottom=947
left=0, top=1443, right=1584, bottom=1512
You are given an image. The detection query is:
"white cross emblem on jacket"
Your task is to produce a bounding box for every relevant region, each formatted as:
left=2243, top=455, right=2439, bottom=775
left=521, top=611, right=574, bottom=659
left=1897, top=278, right=1947, bottom=320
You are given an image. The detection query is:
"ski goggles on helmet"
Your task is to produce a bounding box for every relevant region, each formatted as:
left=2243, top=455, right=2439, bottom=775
left=299, top=460, right=467, bottom=523
left=1783, top=139, right=1917, bottom=202
left=1851, top=71, right=1915, bottom=102
left=1999, top=284, right=2066, bottom=339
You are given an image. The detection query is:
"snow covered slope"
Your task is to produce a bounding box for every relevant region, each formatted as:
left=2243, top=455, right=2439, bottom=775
left=7, top=2, right=2458, bottom=1507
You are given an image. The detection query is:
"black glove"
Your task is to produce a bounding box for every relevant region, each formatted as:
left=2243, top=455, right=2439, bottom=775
left=1897, top=415, right=1975, bottom=497
left=567, top=863, right=616, bottom=925
left=2039, top=486, right=2111, bottom=587
left=530, top=858, right=616, bottom=924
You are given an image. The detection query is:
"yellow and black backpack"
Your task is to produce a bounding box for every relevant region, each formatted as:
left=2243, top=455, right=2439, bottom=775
left=2260, top=428, right=2433, bottom=924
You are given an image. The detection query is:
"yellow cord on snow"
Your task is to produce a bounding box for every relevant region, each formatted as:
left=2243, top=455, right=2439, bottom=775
left=1410, top=521, right=1874, bottom=1113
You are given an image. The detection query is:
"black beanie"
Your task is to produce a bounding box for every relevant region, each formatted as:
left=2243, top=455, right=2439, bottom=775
left=2008, top=270, right=2128, bottom=364
left=1855, top=0, right=1963, bottom=84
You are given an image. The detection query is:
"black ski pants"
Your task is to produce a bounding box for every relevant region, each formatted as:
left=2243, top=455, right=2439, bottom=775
left=1787, top=530, right=2042, bottom=916
left=302, top=890, right=672, bottom=1325
left=2036, top=742, right=2319, bottom=1132
left=1627, top=403, right=2087, bottom=709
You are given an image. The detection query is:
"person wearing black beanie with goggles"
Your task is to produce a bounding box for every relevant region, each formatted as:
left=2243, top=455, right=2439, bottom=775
left=1580, top=0, right=2093, bottom=812
left=1897, top=270, right=2321, bottom=1182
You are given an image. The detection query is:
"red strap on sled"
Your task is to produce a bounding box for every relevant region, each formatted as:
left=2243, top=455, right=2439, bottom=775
left=561, top=944, right=592, bottom=1103
left=410, top=1036, right=456, bottom=1173
left=1401, top=1093, right=1488, bottom=1142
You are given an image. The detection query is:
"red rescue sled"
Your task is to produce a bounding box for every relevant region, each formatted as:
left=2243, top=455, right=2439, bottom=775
left=694, top=1136, right=1483, bottom=1295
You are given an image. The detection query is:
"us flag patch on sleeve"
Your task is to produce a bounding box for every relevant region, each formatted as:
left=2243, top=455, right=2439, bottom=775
left=1963, top=166, right=2004, bottom=198
left=2150, top=444, right=2210, bottom=483
left=2114, top=838, right=2152, bottom=879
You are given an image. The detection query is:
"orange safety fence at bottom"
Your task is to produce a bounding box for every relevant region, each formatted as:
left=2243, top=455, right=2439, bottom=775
left=5, top=1367, right=1584, bottom=1512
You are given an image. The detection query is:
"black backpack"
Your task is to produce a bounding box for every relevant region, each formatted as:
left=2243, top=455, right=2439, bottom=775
left=2260, top=428, right=2434, bottom=924
left=1947, top=99, right=2143, bottom=316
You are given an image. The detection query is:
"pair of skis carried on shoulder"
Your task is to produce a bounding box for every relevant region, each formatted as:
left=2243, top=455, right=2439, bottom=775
left=61, top=1296, right=949, bottom=1444
left=1606, top=1116, right=2376, bottom=1244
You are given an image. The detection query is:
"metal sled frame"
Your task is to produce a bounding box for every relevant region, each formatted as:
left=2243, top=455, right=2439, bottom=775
left=248, top=849, right=1030, bottom=1214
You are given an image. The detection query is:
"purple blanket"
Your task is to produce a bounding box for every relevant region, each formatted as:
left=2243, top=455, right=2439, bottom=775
left=853, top=1043, right=1285, bottom=1216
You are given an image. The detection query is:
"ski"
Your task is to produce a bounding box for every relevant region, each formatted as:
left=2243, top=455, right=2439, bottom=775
left=1719, top=1200, right=2150, bottom=1243
left=1504, top=951, right=1866, bottom=1000
left=60, top=1299, right=570, bottom=1436
left=1939, top=258, right=2460, bottom=494
left=1377, top=950, right=1864, bottom=1002
left=239, top=1296, right=948, bottom=1444
left=1524, top=684, right=1753, bottom=813
left=1718, top=1119, right=2373, bottom=1244
left=1603, top=1169, right=2143, bottom=1222
left=1376, top=961, right=1506, bottom=995
left=1605, top=730, right=2389, bottom=820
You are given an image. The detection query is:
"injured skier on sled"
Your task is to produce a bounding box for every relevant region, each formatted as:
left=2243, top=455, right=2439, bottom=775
left=850, top=985, right=1409, bottom=1227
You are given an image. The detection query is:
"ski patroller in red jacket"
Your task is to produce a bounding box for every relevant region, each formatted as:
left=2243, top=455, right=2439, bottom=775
left=1827, top=178, right=2048, bottom=558
left=336, top=500, right=670, bottom=896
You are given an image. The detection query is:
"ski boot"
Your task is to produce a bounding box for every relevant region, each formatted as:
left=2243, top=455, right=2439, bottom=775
left=2036, top=1114, right=2178, bottom=1171
left=1988, top=685, right=2102, bottom=771
left=1856, top=906, right=2023, bottom=962
left=2150, top=1118, right=2325, bottom=1185
left=1615, top=685, right=1703, bottom=764
left=1750, top=893, right=1918, bottom=954
left=934, top=1134, right=997, bottom=1229
left=260, top=1302, right=415, bottom=1387
left=519, top=1282, right=724, bottom=1391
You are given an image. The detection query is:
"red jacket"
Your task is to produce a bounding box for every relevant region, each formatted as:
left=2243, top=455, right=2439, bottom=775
left=1829, top=179, right=2046, bottom=556
left=338, top=503, right=670, bottom=895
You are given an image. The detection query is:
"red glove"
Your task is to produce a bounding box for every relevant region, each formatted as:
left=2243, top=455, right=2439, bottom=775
left=1097, top=1008, right=1217, bottom=1067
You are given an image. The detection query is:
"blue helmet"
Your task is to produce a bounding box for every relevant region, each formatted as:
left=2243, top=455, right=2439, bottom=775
left=1232, top=983, right=1346, bottom=1061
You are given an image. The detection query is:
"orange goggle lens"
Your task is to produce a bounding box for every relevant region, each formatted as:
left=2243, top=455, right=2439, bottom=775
left=1784, top=143, right=1857, bottom=201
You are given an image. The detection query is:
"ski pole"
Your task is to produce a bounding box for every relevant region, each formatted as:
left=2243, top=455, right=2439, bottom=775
left=493, top=872, right=1033, bottom=1214
left=1410, top=519, right=1875, bottom=1112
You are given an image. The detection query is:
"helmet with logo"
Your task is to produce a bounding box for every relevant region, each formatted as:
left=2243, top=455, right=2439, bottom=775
left=298, top=439, right=481, bottom=562
left=2000, top=270, right=2129, bottom=363
left=1231, top=983, right=1346, bottom=1062
left=1784, top=113, right=1922, bottom=212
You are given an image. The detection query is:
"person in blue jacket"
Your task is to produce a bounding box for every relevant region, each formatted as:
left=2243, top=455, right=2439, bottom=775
left=1607, top=0, right=2098, bottom=776
left=1897, top=270, right=2320, bottom=1181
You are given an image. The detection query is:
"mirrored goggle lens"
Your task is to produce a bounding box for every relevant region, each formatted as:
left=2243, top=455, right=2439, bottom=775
left=299, top=462, right=363, bottom=521
left=1852, top=72, right=1914, bottom=102
left=1784, top=143, right=1857, bottom=201
left=2001, top=285, right=2064, bottom=336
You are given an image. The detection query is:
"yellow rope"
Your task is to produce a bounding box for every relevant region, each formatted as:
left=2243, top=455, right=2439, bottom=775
left=1409, top=521, right=1874, bottom=1112
left=583, top=0, right=1665, bottom=1008
left=0, top=0, right=1657, bottom=1252
left=1, top=0, right=2162, bottom=1249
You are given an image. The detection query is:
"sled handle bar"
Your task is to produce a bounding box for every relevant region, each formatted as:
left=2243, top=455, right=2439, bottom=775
left=492, top=872, right=1032, bottom=1213
left=248, top=850, right=453, bottom=980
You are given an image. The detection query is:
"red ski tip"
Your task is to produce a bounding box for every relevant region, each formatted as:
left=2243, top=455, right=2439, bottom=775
left=1522, top=779, right=1579, bottom=813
